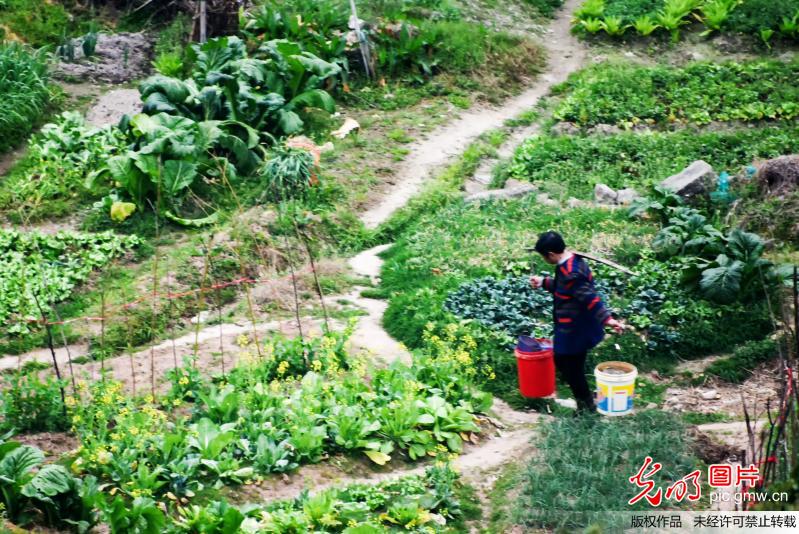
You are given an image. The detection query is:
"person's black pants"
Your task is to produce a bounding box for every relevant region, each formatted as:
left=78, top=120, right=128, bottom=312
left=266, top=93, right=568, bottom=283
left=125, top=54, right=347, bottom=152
left=554, top=351, right=596, bottom=413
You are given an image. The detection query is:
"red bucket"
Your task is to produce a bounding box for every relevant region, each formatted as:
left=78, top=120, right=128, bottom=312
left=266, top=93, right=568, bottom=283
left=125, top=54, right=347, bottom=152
left=515, top=340, right=555, bottom=398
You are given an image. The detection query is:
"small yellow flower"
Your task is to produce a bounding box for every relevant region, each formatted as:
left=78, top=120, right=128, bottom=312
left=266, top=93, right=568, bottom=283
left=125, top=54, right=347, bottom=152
left=236, top=334, right=250, bottom=347
left=179, top=376, right=189, bottom=386
left=277, top=360, right=289, bottom=376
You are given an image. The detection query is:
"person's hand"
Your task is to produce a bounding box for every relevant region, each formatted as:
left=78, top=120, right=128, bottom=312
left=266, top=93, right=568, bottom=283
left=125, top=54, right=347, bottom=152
left=605, top=318, right=625, bottom=335
left=530, top=275, right=543, bottom=289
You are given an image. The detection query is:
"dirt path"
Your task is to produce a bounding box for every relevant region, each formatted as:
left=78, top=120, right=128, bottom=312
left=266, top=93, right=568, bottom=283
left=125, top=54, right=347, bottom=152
left=347, top=244, right=412, bottom=365
left=359, top=0, right=587, bottom=229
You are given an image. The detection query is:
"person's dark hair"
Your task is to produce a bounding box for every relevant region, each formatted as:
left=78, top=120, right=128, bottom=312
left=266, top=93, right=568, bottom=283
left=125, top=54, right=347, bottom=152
left=534, top=231, right=566, bottom=256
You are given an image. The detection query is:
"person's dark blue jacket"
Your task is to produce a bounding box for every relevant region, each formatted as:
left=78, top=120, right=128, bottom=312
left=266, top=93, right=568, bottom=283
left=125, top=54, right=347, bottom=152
left=541, top=254, right=611, bottom=354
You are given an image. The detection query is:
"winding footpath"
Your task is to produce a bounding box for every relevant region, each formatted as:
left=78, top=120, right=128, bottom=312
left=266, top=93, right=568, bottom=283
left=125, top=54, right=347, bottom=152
left=360, top=0, right=586, bottom=228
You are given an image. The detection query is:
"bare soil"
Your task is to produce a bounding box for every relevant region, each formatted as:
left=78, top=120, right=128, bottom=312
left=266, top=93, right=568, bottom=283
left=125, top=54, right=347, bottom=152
left=52, top=32, right=154, bottom=84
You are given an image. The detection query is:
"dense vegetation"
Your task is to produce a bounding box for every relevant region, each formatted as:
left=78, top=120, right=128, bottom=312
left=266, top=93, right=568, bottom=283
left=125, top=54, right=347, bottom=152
left=572, top=0, right=799, bottom=44
left=0, top=229, right=138, bottom=335
left=0, top=325, right=487, bottom=530
left=554, top=60, right=799, bottom=128
left=508, top=126, right=799, bottom=197
left=378, top=193, right=777, bottom=408
left=517, top=411, right=697, bottom=529
left=0, top=42, right=53, bottom=153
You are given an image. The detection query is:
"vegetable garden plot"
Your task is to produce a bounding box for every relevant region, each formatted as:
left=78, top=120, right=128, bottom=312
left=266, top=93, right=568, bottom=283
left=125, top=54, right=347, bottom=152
left=572, top=0, right=799, bottom=44
left=0, top=322, right=491, bottom=531
left=0, top=229, right=139, bottom=335
left=553, top=60, right=799, bottom=128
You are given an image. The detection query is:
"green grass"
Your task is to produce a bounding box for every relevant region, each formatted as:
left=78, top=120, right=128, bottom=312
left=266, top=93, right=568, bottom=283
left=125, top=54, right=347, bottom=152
left=515, top=411, right=698, bottom=530
left=553, top=60, right=799, bottom=129
left=704, top=337, right=780, bottom=383
left=0, top=0, right=73, bottom=46
left=509, top=125, right=799, bottom=199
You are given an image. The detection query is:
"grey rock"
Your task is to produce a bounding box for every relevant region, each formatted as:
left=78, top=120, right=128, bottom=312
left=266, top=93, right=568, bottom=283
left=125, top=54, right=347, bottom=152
left=464, top=184, right=536, bottom=203
left=504, top=178, right=527, bottom=189
left=536, top=193, right=558, bottom=207
left=701, top=389, right=720, bottom=400
left=615, top=188, right=641, bottom=205
left=594, top=183, right=618, bottom=204
left=190, top=310, right=212, bottom=325
left=590, top=123, right=625, bottom=136
left=552, top=122, right=581, bottom=136
left=660, top=160, right=717, bottom=198
left=53, top=32, right=154, bottom=84
left=567, top=197, right=585, bottom=208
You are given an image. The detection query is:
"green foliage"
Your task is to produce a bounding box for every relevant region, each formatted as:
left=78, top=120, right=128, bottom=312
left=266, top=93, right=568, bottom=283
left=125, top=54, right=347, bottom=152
left=573, top=0, right=799, bottom=41
left=152, top=14, right=191, bottom=78
left=0, top=42, right=53, bottom=154
left=516, top=411, right=696, bottom=529
left=509, top=126, right=799, bottom=198
left=444, top=276, right=553, bottom=339
left=0, top=229, right=139, bottom=335
left=0, top=111, right=128, bottom=221
left=554, top=60, right=799, bottom=129
left=0, top=373, right=67, bottom=434
left=704, top=337, right=780, bottom=383
left=170, top=463, right=466, bottom=532
left=69, top=326, right=490, bottom=498
left=0, top=0, right=73, bottom=46
left=725, top=0, right=799, bottom=40
left=259, top=145, right=317, bottom=201
left=523, top=0, right=565, bottom=17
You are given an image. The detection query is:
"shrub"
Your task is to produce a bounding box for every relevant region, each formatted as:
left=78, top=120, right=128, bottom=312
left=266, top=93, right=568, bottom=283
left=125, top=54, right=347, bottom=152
left=0, top=373, right=68, bottom=433
left=724, top=0, right=799, bottom=39
left=523, top=0, right=566, bottom=17
left=444, top=276, right=552, bottom=338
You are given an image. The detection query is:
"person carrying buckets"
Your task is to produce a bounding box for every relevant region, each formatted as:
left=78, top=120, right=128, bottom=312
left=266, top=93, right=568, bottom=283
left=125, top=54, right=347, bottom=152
left=529, top=231, right=624, bottom=414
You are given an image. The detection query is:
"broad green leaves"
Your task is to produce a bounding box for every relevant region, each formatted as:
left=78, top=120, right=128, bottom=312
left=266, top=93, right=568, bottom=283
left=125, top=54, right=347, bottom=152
left=699, top=255, right=745, bottom=304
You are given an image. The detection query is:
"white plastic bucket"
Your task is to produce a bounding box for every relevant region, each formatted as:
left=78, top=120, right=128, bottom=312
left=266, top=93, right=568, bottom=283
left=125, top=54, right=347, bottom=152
left=595, top=361, right=637, bottom=416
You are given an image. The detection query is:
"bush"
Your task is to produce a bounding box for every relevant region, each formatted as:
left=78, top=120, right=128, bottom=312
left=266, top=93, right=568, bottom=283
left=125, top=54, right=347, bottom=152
left=0, top=0, right=73, bottom=46
left=724, top=0, right=799, bottom=39
left=0, top=42, right=53, bottom=154
left=523, top=0, right=566, bottom=17
left=705, top=337, right=781, bottom=383
left=0, top=373, right=68, bottom=433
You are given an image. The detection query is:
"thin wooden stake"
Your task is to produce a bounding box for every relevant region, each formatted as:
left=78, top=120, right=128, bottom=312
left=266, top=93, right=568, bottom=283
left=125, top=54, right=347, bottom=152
left=126, top=313, right=137, bottom=396
left=296, top=222, right=329, bottom=331
left=32, top=293, right=67, bottom=419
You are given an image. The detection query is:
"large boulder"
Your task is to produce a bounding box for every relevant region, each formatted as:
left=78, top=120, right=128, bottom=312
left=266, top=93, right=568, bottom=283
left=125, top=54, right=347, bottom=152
left=660, top=160, right=717, bottom=198
left=756, top=155, right=799, bottom=194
